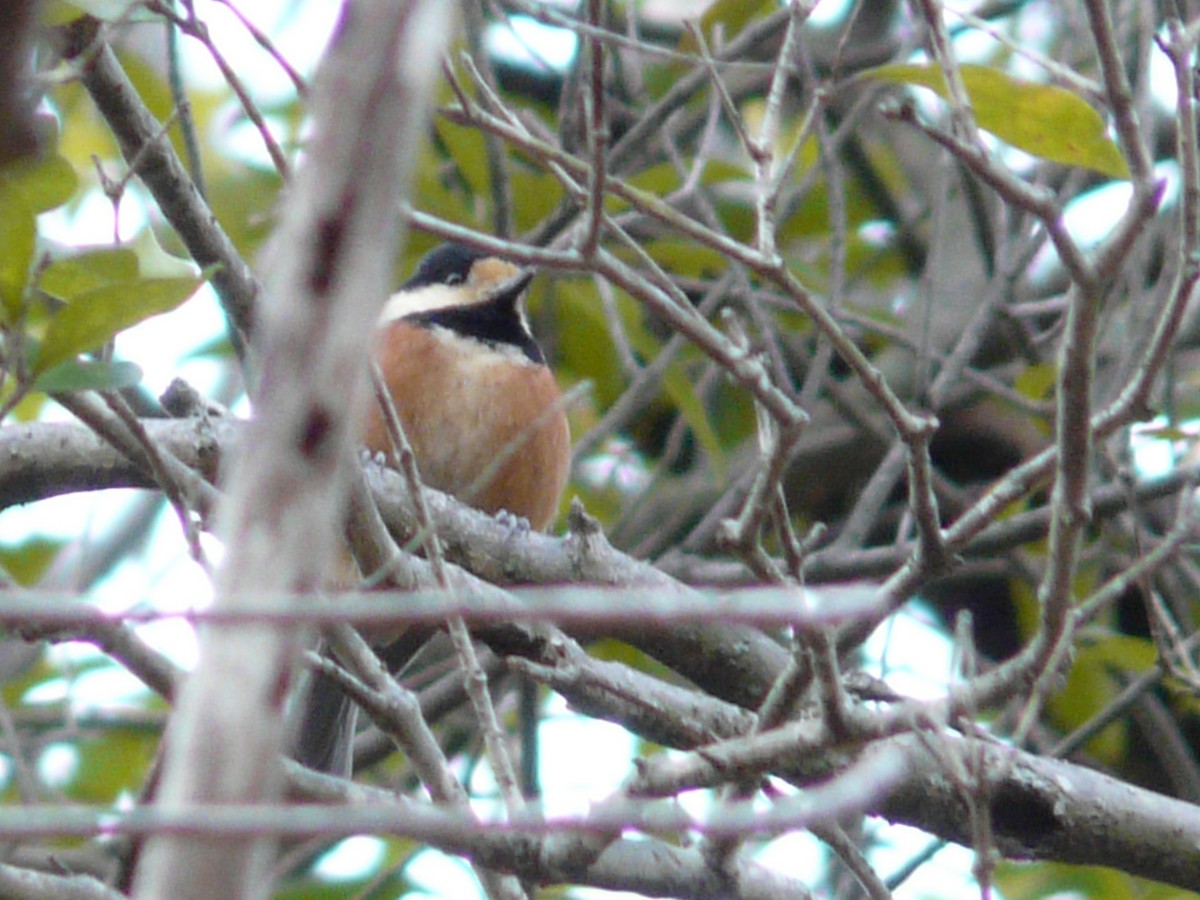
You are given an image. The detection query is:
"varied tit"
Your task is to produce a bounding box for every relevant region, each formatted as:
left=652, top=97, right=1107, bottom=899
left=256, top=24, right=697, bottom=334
left=364, top=242, right=570, bottom=530
left=291, top=244, right=568, bottom=776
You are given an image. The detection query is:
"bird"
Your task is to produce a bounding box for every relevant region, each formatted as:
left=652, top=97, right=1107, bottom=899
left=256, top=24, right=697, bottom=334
left=363, top=242, right=570, bottom=529
left=292, top=241, right=570, bottom=774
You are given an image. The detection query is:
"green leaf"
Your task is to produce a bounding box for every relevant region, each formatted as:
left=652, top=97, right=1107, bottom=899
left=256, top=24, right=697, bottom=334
left=0, top=153, right=80, bottom=323
left=662, top=363, right=727, bottom=481
left=129, top=226, right=202, bottom=278
left=700, top=158, right=752, bottom=185
left=182, top=331, right=236, bottom=362
left=69, top=727, right=158, bottom=802
left=413, top=143, right=471, bottom=228
left=0, top=538, right=64, bottom=586
left=35, top=272, right=210, bottom=375
left=33, top=358, right=143, bottom=393
left=0, top=652, right=54, bottom=709
left=38, top=247, right=140, bottom=301
left=509, top=168, right=563, bottom=232
left=1049, top=632, right=1154, bottom=765
left=616, top=294, right=728, bottom=479
left=555, top=280, right=629, bottom=410
left=627, top=162, right=684, bottom=197
left=0, top=190, right=35, bottom=322
left=995, top=859, right=1182, bottom=900
left=1078, top=630, right=1157, bottom=671
left=681, top=0, right=776, bottom=52
left=41, top=1, right=87, bottom=25
left=996, top=860, right=1109, bottom=899
left=645, top=238, right=727, bottom=278
left=862, top=63, right=1130, bottom=179
left=8, top=387, right=48, bottom=423
left=435, top=118, right=490, bottom=199
left=1135, top=424, right=1191, bottom=442
left=1014, top=361, right=1057, bottom=400
left=0, top=153, right=78, bottom=213
left=54, top=0, right=159, bottom=23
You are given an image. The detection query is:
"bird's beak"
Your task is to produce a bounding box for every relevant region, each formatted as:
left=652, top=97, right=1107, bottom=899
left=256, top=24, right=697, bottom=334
left=489, top=268, right=534, bottom=306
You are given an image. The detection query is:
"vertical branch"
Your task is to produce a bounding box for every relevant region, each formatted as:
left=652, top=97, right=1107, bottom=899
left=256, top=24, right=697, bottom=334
left=910, top=0, right=979, bottom=142
left=1033, top=1, right=1160, bottom=662
left=131, top=3, right=454, bottom=898
left=580, top=0, right=608, bottom=258
left=0, top=0, right=40, bottom=169
left=462, top=0, right=515, bottom=238
left=1028, top=301, right=1094, bottom=658
left=1082, top=0, right=1152, bottom=186
left=1166, top=23, right=1200, bottom=256
left=751, top=0, right=807, bottom=259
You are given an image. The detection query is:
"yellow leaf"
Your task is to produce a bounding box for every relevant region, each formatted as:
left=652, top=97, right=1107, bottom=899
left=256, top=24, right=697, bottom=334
left=862, top=63, right=1129, bottom=179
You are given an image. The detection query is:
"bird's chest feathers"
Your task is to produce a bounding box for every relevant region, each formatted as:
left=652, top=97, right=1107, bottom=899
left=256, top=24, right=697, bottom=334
left=370, top=322, right=555, bottom=496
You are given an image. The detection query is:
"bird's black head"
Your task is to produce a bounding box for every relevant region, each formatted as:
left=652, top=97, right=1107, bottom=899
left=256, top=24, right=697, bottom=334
left=401, top=243, right=488, bottom=291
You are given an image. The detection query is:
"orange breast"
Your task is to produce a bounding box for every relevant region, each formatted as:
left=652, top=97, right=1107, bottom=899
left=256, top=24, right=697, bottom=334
left=363, top=321, right=570, bottom=531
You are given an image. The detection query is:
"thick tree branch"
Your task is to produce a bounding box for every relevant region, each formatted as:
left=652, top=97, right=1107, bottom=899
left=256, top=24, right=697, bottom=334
left=129, top=3, right=454, bottom=898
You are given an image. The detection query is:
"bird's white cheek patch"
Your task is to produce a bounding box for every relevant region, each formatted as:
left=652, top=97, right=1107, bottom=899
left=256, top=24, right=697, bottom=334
left=378, top=283, right=467, bottom=323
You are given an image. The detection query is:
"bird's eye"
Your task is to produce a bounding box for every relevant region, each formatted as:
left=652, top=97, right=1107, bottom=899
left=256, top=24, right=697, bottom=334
left=445, top=273, right=464, bottom=286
